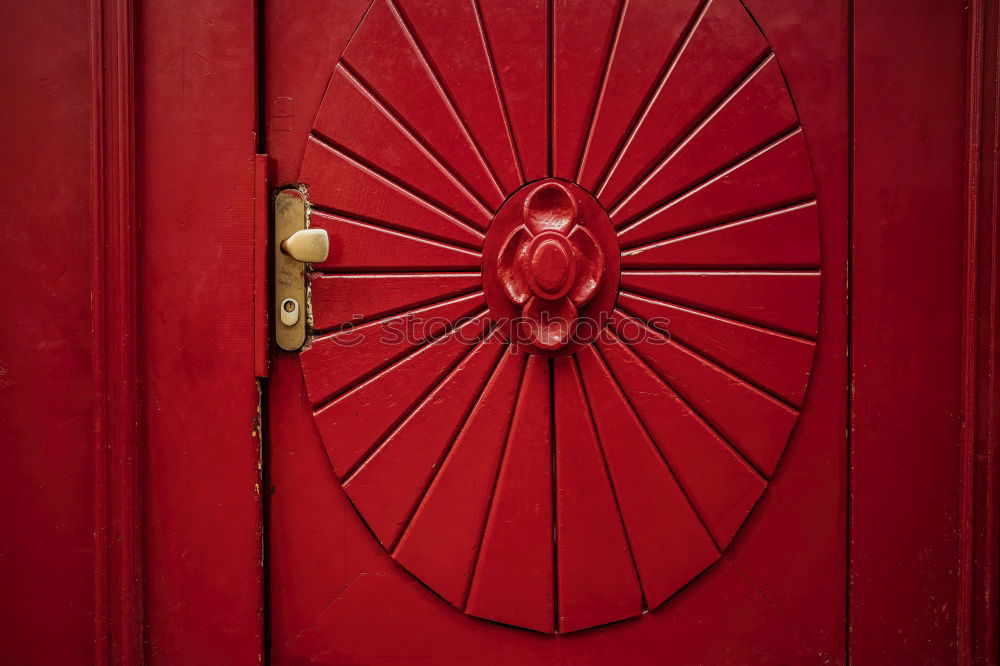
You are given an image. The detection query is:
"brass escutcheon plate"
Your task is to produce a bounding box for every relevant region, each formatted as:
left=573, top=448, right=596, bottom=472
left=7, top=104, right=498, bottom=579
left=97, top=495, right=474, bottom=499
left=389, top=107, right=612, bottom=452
left=274, top=189, right=309, bottom=351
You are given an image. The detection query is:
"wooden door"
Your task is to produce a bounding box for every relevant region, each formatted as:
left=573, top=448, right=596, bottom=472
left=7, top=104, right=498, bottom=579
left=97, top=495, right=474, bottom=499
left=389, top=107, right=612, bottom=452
left=3, top=0, right=997, bottom=662
left=265, top=0, right=848, bottom=662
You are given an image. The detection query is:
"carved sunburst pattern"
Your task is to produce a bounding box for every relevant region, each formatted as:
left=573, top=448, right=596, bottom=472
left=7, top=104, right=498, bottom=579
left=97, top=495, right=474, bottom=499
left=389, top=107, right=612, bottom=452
left=297, top=0, right=821, bottom=634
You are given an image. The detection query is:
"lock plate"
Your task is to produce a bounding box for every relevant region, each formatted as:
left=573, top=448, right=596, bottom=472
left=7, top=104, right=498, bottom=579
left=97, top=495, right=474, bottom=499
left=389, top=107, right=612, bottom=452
left=274, top=189, right=309, bottom=350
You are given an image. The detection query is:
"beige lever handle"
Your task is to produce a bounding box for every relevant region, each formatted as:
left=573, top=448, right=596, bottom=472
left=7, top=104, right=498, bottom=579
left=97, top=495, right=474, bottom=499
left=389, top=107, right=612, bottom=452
left=280, top=228, right=330, bottom=263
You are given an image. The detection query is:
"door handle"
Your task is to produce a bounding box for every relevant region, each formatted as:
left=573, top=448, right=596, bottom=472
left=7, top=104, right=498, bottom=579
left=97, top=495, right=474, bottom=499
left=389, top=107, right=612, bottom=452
left=281, top=228, right=329, bottom=264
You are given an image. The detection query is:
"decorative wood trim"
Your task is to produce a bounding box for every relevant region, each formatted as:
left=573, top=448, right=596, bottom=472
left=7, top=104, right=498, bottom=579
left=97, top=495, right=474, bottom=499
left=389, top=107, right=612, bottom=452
left=90, top=0, right=141, bottom=662
left=961, top=0, right=1000, bottom=663
left=958, top=0, right=984, bottom=661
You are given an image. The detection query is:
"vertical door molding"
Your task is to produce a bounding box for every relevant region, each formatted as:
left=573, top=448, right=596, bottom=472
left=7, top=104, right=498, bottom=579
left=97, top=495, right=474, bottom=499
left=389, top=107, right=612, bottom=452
left=89, top=0, right=142, bottom=662
left=137, top=0, right=263, bottom=660
left=850, top=0, right=969, bottom=662
left=961, top=0, right=1000, bottom=662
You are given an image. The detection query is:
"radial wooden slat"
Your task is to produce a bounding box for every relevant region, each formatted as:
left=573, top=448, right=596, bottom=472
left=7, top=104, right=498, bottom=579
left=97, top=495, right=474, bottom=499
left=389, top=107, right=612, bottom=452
left=596, top=331, right=766, bottom=548
left=610, top=57, right=799, bottom=225
left=576, top=345, right=720, bottom=607
left=465, top=355, right=554, bottom=633
left=393, top=349, right=526, bottom=608
left=576, top=0, right=703, bottom=189
left=598, top=0, right=768, bottom=204
left=342, top=0, right=503, bottom=207
left=617, top=129, right=815, bottom=245
left=554, top=356, right=643, bottom=631
left=343, top=330, right=507, bottom=547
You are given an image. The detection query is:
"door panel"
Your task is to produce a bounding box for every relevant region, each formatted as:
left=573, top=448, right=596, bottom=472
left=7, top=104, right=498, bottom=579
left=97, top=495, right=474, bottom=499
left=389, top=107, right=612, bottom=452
left=267, top=0, right=847, bottom=661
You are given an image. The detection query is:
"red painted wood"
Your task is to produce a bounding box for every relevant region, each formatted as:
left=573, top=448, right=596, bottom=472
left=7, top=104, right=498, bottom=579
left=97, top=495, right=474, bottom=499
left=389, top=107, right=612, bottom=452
left=609, top=55, right=798, bottom=225
left=254, top=154, right=269, bottom=377
left=286, top=558, right=832, bottom=663
left=477, top=0, right=548, bottom=181
left=394, top=349, right=527, bottom=608
left=396, top=0, right=522, bottom=192
left=617, top=129, right=815, bottom=247
left=621, top=201, right=820, bottom=269
left=17, top=0, right=979, bottom=657
left=301, top=137, right=487, bottom=246
left=621, top=270, right=821, bottom=339
left=595, top=330, right=767, bottom=548
left=617, top=291, right=816, bottom=406
left=0, top=1, right=101, bottom=661
left=598, top=0, right=768, bottom=206
left=343, top=0, right=503, bottom=207
left=310, top=273, right=481, bottom=330
left=576, top=0, right=702, bottom=189
left=720, top=1, right=848, bottom=656
left=95, top=0, right=143, bottom=659
left=310, top=210, right=481, bottom=271
left=480, top=180, right=621, bottom=357
left=310, top=313, right=491, bottom=477
left=300, top=291, right=485, bottom=403
left=551, top=0, right=622, bottom=180
left=611, top=311, right=798, bottom=477
left=342, top=330, right=506, bottom=547
left=313, top=64, right=493, bottom=226
left=268, top=352, right=389, bottom=664
left=267, top=0, right=372, bottom=184
left=968, top=4, right=1000, bottom=660
left=575, top=345, right=720, bottom=607
left=553, top=356, right=643, bottom=632
left=850, top=0, right=972, bottom=662
left=138, top=0, right=264, bottom=661
left=268, top=0, right=850, bottom=658
left=465, top=355, right=555, bottom=633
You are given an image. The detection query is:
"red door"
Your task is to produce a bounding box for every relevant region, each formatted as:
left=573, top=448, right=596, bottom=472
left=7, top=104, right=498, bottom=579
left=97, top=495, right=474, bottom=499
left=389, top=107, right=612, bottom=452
left=3, top=0, right=998, bottom=663
left=265, top=0, right=847, bottom=661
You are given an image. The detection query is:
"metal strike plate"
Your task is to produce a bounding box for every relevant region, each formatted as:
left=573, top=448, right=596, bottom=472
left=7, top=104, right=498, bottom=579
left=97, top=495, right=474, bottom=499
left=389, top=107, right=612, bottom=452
left=274, top=189, right=325, bottom=351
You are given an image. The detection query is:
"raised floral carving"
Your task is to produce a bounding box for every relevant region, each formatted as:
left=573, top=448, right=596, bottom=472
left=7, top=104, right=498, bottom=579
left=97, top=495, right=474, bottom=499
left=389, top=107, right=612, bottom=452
left=496, top=182, right=605, bottom=351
